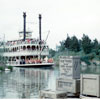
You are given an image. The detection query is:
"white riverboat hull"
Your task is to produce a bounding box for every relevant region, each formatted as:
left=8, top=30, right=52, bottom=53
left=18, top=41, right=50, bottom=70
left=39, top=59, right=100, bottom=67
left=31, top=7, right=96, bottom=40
left=7, top=63, right=54, bottom=67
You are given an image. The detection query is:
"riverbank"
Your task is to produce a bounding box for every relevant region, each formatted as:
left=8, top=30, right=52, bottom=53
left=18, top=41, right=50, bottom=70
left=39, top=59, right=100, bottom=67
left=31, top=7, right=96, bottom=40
left=52, top=50, right=100, bottom=75
left=53, top=50, right=100, bottom=66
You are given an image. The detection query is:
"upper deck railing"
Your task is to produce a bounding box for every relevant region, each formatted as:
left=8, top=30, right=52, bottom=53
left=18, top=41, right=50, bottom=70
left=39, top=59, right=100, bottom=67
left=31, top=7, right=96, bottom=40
left=5, top=39, right=46, bottom=46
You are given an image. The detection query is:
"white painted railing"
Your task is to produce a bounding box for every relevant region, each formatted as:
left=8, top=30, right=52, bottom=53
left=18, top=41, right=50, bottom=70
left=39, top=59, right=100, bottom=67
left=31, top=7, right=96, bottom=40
left=3, top=50, right=49, bottom=57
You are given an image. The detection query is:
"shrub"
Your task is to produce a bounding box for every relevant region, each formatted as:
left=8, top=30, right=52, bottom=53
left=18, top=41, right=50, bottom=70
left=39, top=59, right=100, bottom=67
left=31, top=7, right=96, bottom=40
left=7, top=66, right=13, bottom=71
left=0, top=66, right=5, bottom=71
left=80, top=56, right=91, bottom=65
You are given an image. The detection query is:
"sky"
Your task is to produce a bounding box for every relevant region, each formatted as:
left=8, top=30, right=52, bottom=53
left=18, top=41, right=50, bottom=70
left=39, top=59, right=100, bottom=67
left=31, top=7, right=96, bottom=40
left=0, top=0, right=100, bottom=49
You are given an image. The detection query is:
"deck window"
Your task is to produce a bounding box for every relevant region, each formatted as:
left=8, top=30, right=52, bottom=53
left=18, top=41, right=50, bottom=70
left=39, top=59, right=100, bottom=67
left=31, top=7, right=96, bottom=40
left=23, top=46, right=26, bottom=50
left=32, top=45, right=35, bottom=50
left=27, top=45, right=31, bottom=50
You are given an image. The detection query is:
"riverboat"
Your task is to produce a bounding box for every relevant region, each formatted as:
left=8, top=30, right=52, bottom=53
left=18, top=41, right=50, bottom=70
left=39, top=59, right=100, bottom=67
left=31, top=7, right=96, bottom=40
left=0, top=12, right=54, bottom=67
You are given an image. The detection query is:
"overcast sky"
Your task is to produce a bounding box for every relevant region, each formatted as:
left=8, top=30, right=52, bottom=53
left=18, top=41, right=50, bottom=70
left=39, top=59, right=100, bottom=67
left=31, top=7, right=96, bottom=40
left=0, top=0, right=100, bottom=49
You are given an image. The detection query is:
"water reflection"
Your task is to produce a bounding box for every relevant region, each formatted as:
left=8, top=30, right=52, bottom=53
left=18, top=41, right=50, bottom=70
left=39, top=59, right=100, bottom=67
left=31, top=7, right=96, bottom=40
left=0, top=67, right=59, bottom=99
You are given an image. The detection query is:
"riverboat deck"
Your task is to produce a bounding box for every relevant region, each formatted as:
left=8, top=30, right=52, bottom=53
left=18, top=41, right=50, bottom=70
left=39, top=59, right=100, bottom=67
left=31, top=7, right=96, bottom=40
left=7, top=63, right=54, bottom=67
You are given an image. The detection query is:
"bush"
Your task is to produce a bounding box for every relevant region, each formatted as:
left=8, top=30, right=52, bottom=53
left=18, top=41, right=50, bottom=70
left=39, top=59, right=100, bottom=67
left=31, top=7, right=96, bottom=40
left=7, top=66, right=13, bottom=71
left=0, top=66, right=5, bottom=71
left=80, top=56, right=91, bottom=65
left=93, top=62, right=97, bottom=66
left=88, top=53, right=95, bottom=61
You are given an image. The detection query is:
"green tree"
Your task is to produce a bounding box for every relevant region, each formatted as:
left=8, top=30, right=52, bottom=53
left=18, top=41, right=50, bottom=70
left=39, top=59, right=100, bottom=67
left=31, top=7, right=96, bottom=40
left=81, top=34, right=92, bottom=54
left=70, top=36, right=80, bottom=52
left=91, top=39, right=99, bottom=55
left=92, top=39, right=98, bottom=50
left=49, top=49, right=56, bottom=57
left=78, top=39, right=82, bottom=51
left=64, top=35, right=72, bottom=49
left=58, top=40, right=66, bottom=52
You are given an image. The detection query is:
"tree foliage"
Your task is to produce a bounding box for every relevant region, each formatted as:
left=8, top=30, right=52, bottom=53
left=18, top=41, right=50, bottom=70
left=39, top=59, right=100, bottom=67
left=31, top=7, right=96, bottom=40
left=64, top=35, right=71, bottom=49
left=58, top=40, right=66, bottom=52
left=49, top=33, right=100, bottom=61
left=70, top=36, right=80, bottom=52
left=49, top=49, right=56, bottom=57
left=64, top=35, right=80, bottom=52
left=81, top=34, right=92, bottom=54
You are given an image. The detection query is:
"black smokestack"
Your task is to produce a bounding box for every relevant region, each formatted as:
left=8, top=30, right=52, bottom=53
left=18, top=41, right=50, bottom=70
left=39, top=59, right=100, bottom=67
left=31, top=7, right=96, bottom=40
left=39, top=14, right=42, bottom=43
left=23, top=12, right=26, bottom=41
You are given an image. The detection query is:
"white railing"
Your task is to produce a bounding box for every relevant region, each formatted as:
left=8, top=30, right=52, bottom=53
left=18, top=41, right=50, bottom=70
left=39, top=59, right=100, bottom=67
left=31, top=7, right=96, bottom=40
left=7, top=61, right=20, bottom=65
left=5, top=40, right=46, bottom=47
left=7, top=60, right=53, bottom=66
left=3, top=50, right=49, bottom=57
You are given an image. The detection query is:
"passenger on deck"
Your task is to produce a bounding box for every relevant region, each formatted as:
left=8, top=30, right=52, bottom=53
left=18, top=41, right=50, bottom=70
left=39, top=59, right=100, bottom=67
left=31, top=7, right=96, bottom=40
left=44, top=56, right=48, bottom=63
left=31, top=58, right=35, bottom=64
left=16, top=59, right=19, bottom=64
left=25, top=59, right=28, bottom=64
left=20, top=59, right=23, bottom=64
left=22, top=59, right=25, bottom=64
left=28, top=58, right=31, bottom=64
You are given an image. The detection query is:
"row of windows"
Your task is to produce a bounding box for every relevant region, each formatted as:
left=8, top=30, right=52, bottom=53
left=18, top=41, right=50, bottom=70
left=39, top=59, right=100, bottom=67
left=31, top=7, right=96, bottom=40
left=4, top=45, right=48, bottom=52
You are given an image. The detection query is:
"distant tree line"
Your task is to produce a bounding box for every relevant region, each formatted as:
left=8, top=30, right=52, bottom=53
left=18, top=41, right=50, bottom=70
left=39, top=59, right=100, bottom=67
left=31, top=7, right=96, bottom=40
left=64, top=34, right=100, bottom=54
left=49, top=34, right=100, bottom=62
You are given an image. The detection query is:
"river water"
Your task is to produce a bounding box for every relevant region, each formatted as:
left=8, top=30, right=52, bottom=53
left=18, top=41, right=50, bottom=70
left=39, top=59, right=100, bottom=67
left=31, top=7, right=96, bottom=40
left=0, top=66, right=59, bottom=99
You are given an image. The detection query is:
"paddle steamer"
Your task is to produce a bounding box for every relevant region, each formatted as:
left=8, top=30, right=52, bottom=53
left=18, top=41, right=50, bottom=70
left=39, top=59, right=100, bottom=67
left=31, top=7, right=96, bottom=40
left=0, top=12, right=54, bottom=67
